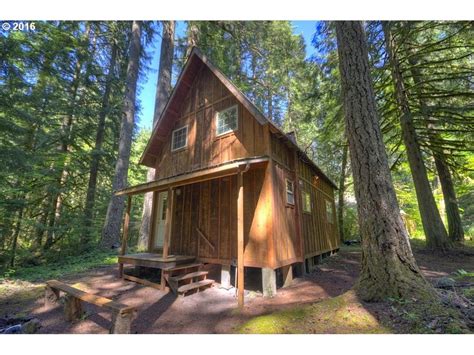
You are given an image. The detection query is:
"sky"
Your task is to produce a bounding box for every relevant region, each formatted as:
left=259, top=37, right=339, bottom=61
left=136, top=21, right=317, bottom=131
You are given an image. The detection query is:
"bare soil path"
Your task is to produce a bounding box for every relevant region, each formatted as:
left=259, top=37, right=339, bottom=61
left=1, top=245, right=472, bottom=333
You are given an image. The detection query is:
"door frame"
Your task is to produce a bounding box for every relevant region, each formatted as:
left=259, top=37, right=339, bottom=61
left=148, top=189, right=169, bottom=252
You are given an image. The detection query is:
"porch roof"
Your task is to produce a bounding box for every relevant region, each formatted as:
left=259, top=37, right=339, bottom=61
left=114, top=156, right=269, bottom=196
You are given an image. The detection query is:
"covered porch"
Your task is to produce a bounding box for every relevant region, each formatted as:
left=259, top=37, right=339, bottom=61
left=115, top=156, right=269, bottom=306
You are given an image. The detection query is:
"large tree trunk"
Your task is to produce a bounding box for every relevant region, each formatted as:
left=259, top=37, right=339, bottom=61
left=101, top=21, right=142, bottom=249
left=382, top=22, right=450, bottom=251
left=338, top=142, right=348, bottom=243
left=83, top=42, right=118, bottom=247
left=335, top=21, right=433, bottom=301
left=407, top=53, right=465, bottom=243
left=137, top=21, right=175, bottom=250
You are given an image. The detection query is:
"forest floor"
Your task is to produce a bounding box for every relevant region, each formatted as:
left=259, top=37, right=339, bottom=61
left=0, top=242, right=473, bottom=334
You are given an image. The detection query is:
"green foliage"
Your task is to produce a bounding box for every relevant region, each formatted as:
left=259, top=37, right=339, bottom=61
left=1, top=249, right=117, bottom=282
left=0, top=21, right=152, bottom=268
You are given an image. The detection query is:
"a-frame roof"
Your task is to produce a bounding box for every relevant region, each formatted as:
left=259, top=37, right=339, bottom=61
left=139, top=47, right=337, bottom=189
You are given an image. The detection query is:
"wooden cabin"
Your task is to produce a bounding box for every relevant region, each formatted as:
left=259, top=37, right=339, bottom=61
left=115, top=48, right=340, bottom=305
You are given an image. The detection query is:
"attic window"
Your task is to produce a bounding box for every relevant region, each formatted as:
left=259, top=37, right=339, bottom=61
left=216, top=105, right=238, bottom=136
left=171, top=125, right=188, bottom=152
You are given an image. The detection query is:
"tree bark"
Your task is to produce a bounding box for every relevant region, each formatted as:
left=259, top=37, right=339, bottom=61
left=406, top=51, right=465, bottom=243
left=338, top=142, right=348, bottom=243
left=138, top=21, right=175, bottom=250
left=101, top=21, right=142, bottom=249
left=382, top=22, right=451, bottom=251
left=335, top=21, right=433, bottom=301
left=83, top=41, right=118, bottom=247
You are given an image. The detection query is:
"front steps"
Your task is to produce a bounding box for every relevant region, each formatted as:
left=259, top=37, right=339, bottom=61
left=163, top=262, right=214, bottom=296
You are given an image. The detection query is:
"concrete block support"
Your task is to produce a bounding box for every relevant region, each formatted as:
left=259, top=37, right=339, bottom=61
left=220, top=264, right=232, bottom=289
left=262, top=267, right=277, bottom=297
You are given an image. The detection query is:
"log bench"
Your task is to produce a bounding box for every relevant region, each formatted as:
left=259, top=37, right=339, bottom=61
left=45, top=280, right=137, bottom=334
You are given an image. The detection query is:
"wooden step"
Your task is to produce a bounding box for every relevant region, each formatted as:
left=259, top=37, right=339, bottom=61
left=177, top=279, right=214, bottom=295
left=162, top=262, right=202, bottom=272
left=170, top=271, right=208, bottom=282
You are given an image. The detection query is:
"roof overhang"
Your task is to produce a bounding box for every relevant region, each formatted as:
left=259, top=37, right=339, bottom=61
left=115, top=156, right=269, bottom=196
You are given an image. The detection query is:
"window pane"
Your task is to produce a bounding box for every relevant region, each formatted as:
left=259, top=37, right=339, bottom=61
left=217, top=106, right=237, bottom=135
left=286, top=179, right=294, bottom=205
left=172, top=126, right=187, bottom=150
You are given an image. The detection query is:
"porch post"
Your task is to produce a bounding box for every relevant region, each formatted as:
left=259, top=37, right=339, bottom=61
left=237, top=172, right=244, bottom=308
left=119, top=195, right=132, bottom=278
left=162, top=187, right=174, bottom=259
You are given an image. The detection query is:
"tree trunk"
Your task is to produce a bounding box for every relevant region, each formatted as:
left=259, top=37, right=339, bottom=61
left=335, top=21, right=433, bottom=301
left=382, top=22, right=450, bottom=251
left=101, top=21, right=142, bottom=249
left=338, top=142, right=348, bottom=243
left=83, top=42, right=118, bottom=247
left=10, top=207, right=24, bottom=267
left=138, top=21, right=175, bottom=250
left=407, top=53, right=465, bottom=243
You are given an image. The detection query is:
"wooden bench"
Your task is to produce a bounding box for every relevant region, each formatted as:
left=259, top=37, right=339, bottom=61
left=45, top=280, right=137, bottom=334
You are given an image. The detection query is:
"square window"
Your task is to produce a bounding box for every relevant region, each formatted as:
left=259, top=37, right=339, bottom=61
left=171, top=126, right=188, bottom=151
left=216, top=105, right=238, bottom=136
left=326, top=200, right=334, bottom=223
left=286, top=179, right=295, bottom=205
left=302, top=191, right=311, bottom=213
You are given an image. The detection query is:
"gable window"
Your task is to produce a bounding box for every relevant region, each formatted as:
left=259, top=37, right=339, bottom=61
left=171, top=125, right=188, bottom=152
left=302, top=191, right=311, bottom=213
left=286, top=179, right=295, bottom=205
left=216, top=105, right=238, bottom=136
left=326, top=200, right=334, bottom=223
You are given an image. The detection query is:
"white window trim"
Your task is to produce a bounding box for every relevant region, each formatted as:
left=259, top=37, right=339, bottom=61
left=286, top=178, right=295, bottom=205
left=171, top=125, right=188, bottom=152
left=215, top=104, right=239, bottom=137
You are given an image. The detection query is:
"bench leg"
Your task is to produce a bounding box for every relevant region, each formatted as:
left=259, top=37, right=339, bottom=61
left=118, top=263, right=124, bottom=278
left=110, top=311, right=135, bottom=334
left=64, top=295, right=83, bottom=322
left=44, top=286, right=60, bottom=307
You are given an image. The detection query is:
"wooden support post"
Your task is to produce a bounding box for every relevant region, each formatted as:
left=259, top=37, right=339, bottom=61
left=119, top=195, right=132, bottom=278
left=282, top=265, right=293, bottom=288
left=162, top=187, right=174, bottom=260
left=237, top=172, right=244, bottom=308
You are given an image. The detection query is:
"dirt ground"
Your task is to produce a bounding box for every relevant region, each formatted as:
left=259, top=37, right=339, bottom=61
left=1, top=245, right=473, bottom=334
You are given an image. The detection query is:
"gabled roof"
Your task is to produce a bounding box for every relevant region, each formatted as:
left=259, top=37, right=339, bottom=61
left=139, top=47, right=337, bottom=189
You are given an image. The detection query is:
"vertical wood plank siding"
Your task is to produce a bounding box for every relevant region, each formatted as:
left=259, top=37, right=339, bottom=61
left=169, top=168, right=271, bottom=267
left=151, top=60, right=339, bottom=269
left=154, top=65, right=265, bottom=179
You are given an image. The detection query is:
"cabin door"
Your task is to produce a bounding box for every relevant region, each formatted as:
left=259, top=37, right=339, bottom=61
left=153, top=191, right=168, bottom=249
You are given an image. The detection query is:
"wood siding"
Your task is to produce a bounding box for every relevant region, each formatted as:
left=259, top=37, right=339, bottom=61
left=154, top=65, right=266, bottom=180
left=298, top=160, right=339, bottom=257
left=169, top=167, right=271, bottom=267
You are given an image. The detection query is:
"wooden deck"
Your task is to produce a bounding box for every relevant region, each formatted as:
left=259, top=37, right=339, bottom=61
left=118, top=253, right=195, bottom=269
